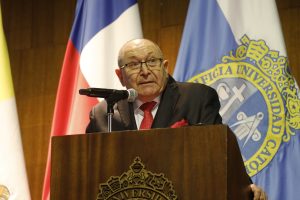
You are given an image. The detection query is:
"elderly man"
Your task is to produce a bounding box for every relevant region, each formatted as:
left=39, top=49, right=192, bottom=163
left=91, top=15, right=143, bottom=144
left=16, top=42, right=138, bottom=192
left=86, top=39, right=267, bottom=200
left=86, top=39, right=222, bottom=132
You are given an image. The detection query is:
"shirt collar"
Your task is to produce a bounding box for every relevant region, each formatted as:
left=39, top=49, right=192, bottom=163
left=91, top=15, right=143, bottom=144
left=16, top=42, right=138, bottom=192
left=133, top=96, right=161, bottom=112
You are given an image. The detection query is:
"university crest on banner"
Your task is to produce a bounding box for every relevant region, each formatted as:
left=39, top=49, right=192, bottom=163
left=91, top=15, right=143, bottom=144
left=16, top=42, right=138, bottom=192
left=189, top=35, right=300, bottom=176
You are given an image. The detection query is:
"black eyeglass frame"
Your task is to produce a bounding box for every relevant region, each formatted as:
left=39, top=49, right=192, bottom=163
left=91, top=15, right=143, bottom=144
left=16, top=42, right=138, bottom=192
left=120, top=58, right=163, bottom=70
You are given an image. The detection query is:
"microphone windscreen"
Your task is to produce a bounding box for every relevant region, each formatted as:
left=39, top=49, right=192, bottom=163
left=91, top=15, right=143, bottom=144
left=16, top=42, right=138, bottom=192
left=79, top=89, right=90, bottom=95
left=127, top=88, right=138, bottom=102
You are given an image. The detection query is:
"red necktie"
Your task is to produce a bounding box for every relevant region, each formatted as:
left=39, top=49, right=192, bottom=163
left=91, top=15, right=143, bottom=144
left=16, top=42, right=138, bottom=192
left=139, top=101, right=156, bottom=129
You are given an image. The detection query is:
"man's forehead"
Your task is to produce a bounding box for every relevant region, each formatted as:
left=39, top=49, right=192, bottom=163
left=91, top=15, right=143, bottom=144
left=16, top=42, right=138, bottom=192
left=124, top=45, right=158, bottom=58
left=118, top=39, right=163, bottom=65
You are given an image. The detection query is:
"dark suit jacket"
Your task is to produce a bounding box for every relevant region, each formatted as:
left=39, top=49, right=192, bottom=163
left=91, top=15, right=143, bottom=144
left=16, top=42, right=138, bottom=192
left=86, top=76, right=222, bottom=133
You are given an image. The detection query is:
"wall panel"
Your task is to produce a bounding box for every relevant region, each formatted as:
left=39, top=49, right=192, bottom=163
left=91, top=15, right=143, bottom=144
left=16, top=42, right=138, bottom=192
left=278, top=4, right=300, bottom=82
left=138, top=0, right=161, bottom=42
left=160, top=25, right=184, bottom=74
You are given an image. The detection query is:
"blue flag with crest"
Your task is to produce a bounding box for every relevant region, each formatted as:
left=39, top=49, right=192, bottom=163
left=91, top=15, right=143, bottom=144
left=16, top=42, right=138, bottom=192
left=174, top=0, right=300, bottom=199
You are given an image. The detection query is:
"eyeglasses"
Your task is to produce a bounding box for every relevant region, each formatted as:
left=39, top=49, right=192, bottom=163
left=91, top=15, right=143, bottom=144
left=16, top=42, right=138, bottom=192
left=120, top=58, right=163, bottom=72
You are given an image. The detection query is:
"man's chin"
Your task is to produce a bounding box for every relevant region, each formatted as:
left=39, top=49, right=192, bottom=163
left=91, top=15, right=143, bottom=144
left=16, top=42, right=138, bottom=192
left=138, top=84, right=156, bottom=92
left=138, top=91, right=159, bottom=101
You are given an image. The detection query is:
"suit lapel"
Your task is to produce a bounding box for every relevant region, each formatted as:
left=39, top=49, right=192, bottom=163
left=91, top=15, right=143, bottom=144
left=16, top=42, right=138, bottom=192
left=152, top=77, right=180, bottom=128
left=117, top=100, right=137, bottom=130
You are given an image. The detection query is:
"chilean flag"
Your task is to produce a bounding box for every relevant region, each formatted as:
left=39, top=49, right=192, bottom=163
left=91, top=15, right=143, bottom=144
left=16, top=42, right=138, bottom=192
left=42, top=0, right=142, bottom=199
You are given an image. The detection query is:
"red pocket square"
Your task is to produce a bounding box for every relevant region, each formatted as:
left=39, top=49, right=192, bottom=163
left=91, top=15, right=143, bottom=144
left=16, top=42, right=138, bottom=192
left=170, top=119, right=189, bottom=128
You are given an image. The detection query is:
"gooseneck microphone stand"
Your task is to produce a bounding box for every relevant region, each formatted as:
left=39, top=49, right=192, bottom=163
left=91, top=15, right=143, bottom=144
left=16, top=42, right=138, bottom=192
left=105, top=95, right=121, bottom=133
left=79, top=89, right=118, bottom=132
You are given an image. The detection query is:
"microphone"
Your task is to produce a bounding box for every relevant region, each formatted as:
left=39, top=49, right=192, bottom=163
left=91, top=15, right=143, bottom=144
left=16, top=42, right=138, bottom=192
left=79, top=88, right=138, bottom=102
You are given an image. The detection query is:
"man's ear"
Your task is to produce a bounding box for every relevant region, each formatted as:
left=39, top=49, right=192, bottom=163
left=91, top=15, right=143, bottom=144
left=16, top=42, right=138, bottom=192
left=163, top=60, right=169, bottom=71
left=115, top=68, right=125, bottom=86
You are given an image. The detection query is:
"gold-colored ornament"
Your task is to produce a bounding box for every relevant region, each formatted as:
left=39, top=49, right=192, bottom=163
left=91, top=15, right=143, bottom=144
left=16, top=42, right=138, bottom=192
left=96, top=157, right=177, bottom=200
left=0, top=185, right=10, bottom=200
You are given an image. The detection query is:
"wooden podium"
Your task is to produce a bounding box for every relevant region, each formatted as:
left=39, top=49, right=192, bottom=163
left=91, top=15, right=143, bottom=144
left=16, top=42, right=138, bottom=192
left=51, top=125, right=252, bottom=199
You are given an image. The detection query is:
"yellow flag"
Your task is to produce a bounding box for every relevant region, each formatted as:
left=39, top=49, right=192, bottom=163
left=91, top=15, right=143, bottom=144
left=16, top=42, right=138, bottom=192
left=0, top=4, right=13, bottom=101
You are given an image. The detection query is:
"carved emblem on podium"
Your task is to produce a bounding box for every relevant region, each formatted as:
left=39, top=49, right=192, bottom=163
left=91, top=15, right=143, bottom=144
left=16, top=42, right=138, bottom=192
left=96, top=157, right=178, bottom=200
left=0, top=185, right=10, bottom=200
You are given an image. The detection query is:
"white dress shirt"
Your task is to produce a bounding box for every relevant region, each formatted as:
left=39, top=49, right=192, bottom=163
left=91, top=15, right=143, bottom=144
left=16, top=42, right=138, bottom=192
left=133, top=96, right=161, bottom=129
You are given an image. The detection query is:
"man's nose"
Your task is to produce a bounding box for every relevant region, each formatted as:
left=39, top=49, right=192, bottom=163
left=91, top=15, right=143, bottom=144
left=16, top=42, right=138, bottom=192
left=140, top=63, right=150, bottom=74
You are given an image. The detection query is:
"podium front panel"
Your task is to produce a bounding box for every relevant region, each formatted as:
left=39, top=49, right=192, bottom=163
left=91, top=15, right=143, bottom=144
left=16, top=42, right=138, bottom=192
left=51, top=125, right=251, bottom=199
